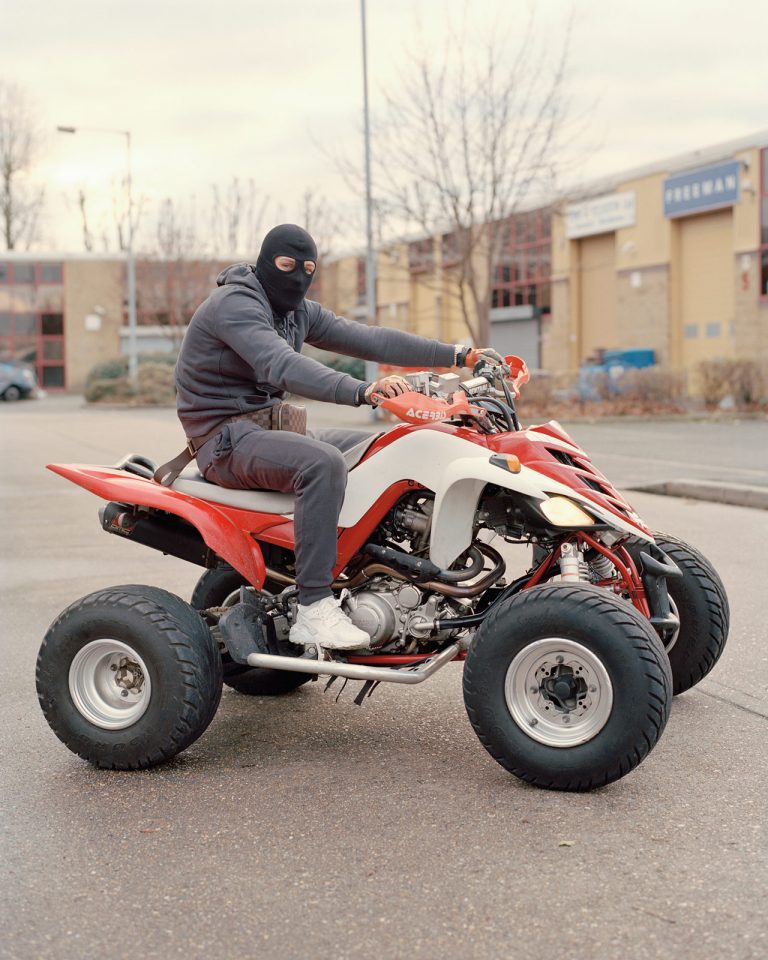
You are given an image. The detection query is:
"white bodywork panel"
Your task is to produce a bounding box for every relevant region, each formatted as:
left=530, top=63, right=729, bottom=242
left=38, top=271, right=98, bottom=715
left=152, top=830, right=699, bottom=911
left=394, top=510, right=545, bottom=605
left=339, top=429, right=650, bottom=568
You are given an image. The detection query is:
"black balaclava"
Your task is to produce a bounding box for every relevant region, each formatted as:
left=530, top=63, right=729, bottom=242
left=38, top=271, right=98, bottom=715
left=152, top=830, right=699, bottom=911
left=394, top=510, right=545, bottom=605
left=255, top=223, right=318, bottom=315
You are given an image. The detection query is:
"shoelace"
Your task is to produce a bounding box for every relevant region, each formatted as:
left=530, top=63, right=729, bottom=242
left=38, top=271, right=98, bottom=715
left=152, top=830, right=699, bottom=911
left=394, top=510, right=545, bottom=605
left=312, top=598, right=352, bottom=627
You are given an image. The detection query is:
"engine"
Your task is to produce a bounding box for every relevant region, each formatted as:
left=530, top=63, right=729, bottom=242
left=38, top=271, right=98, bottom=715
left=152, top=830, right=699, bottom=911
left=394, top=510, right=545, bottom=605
left=343, top=577, right=464, bottom=651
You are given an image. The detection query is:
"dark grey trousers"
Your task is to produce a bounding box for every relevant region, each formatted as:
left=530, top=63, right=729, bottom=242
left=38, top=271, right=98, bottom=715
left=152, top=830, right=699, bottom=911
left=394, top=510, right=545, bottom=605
left=196, top=422, right=371, bottom=604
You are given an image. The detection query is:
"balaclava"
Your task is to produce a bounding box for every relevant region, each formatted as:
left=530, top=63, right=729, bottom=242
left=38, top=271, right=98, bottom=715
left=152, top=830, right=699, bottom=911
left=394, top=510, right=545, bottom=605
left=255, top=223, right=318, bottom=315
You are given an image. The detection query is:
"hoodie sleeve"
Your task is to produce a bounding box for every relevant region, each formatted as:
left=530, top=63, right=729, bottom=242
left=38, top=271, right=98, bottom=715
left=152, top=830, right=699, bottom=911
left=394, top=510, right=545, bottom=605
left=214, top=292, right=366, bottom=406
left=305, top=301, right=457, bottom=368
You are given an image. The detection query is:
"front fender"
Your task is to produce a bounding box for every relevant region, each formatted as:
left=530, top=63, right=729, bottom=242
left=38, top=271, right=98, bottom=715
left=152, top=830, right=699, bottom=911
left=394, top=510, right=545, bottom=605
left=430, top=458, right=652, bottom=568
left=47, top=464, right=267, bottom=588
left=430, top=458, right=551, bottom=567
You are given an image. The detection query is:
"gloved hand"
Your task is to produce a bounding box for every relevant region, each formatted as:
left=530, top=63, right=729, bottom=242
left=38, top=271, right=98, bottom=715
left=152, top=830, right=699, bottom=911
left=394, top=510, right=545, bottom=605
left=456, top=346, right=505, bottom=368
left=364, top=375, right=411, bottom=405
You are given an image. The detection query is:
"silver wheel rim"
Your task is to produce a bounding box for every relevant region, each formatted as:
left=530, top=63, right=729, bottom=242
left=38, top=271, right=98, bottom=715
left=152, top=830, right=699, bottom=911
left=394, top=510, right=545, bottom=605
left=68, top=639, right=152, bottom=730
left=222, top=586, right=258, bottom=607
left=505, top=638, right=613, bottom=748
left=664, top=596, right=680, bottom=653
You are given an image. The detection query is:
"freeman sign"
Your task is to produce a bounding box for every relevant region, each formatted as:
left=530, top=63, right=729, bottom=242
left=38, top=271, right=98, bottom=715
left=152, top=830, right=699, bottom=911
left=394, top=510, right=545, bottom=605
left=663, top=160, right=740, bottom=218
left=565, top=192, right=636, bottom=239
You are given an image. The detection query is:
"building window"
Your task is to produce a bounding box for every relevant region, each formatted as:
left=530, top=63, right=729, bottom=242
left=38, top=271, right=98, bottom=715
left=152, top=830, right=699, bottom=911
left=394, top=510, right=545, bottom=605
left=491, top=208, right=552, bottom=313
left=41, top=313, right=64, bottom=336
left=408, top=237, right=434, bottom=273
left=761, top=148, right=768, bottom=298
left=441, top=231, right=461, bottom=267
left=0, top=263, right=66, bottom=389
left=41, top=263, right=62, bottom=284
left=41, top=366, right=65, bottom=388
left=12, top=263, right=35, bottom=284
left=0, top=263, right=8, bottom=283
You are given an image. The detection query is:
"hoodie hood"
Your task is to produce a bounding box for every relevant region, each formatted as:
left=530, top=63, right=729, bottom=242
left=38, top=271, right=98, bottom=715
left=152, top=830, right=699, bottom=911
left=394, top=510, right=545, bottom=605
left=216, top=262, right=261, bottom=290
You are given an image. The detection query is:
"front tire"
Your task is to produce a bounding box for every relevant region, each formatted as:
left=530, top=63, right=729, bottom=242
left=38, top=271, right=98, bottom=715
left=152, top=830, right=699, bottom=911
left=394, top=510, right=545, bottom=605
left=191, top=568, right=310, bottom=696
left=3, top=385, right=22, bottom=402
left=625, top=533, right=729, bottom=695
left=463, top=583, right=672, bottom=791
left=36, top=586, right=223, bottom=769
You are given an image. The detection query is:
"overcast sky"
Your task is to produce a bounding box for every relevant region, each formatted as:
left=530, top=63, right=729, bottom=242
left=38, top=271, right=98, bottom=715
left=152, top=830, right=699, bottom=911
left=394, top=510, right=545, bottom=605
left=3, top=0, right=767, bottom=254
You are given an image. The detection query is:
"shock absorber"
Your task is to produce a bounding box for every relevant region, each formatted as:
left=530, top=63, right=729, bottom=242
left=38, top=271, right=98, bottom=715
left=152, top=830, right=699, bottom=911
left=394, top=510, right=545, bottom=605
left=558, top=542, right=589, bottom=581
left=589, top=552, right=616, bottom=580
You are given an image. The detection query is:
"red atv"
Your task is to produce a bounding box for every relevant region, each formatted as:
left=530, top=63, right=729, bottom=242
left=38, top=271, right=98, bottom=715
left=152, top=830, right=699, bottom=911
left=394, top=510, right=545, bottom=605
left=36, top=357, right=728, bottom=790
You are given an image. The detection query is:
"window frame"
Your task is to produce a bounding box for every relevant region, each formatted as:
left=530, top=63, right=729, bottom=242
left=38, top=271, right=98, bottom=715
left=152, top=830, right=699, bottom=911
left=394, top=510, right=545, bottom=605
left=408, top=237, right=435, bottom=274
left=0, top=262, right=66, bottom=388
left=491, top=209, right=552, bottom=314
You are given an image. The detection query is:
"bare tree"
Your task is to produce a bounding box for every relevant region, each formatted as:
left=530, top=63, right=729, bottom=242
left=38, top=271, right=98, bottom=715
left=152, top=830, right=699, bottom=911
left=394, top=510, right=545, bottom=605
left=135, top=196, right=224, bottom=343
left=339, top=11, right=572, bottom=344
left=300, top=187, right=347, bottom=262
left=77, top=189, right=93, bottom=252
left=210, top=177, right=270, bottom=257
left=0, top=80, right=45, bottom=250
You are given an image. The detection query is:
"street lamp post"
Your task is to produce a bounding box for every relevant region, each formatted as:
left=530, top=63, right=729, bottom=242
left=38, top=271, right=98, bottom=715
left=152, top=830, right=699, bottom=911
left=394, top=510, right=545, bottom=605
left=360, top=0, right=378, bottom=398
left=57, top=125, right=139, bottom=390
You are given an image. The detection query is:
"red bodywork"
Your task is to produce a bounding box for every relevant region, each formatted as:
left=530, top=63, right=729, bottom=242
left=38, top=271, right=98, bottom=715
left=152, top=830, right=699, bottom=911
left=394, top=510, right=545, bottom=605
left=47, top=413, right=647, bottom=586
left=48, top=407, right=651, bottom=668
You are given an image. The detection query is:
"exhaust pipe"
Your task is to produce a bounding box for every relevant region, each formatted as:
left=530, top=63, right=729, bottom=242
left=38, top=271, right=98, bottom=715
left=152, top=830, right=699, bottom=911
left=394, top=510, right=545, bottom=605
left=246, top=642, right=461, bottom=684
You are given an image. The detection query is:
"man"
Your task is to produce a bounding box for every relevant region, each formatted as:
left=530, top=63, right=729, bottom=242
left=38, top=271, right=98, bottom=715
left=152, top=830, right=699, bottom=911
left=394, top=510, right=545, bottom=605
left=175, top=223, right=501, bottom=651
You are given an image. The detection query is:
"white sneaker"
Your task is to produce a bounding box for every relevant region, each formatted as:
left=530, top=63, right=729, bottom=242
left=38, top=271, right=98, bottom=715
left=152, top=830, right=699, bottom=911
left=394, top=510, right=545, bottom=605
left=289, top=596, right=371, bottom=651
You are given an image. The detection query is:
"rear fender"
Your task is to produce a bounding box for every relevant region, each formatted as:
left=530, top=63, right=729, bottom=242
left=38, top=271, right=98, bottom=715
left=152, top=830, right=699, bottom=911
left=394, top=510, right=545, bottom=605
left=47, top=463, right=268, bottom=588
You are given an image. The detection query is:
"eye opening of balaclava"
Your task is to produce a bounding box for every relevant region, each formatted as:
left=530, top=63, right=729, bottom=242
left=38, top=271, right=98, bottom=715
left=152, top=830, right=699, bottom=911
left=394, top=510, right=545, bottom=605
left=255, top=223, right=318, bottom=315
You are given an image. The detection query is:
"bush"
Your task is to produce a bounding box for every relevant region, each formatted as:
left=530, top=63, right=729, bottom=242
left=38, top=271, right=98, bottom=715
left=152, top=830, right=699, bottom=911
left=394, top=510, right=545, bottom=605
left=618, top=367, right=686, bottom=406
left=84, top=353, right=177, bottom=392
left=697, top=358, right=768, bottom=407
left=517, top=366, right=689, bottom=419
left=85, top=356, right=176, bottom=405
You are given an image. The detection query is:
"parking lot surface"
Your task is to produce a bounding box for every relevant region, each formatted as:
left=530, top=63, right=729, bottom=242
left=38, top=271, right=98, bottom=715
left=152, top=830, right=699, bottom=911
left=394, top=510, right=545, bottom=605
left=1, top=398, right=766, bottom=960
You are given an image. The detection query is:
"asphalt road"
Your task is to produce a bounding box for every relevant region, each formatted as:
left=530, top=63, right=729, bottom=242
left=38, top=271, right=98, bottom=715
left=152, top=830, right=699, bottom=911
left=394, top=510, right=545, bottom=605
left=1, top=397, right=767, bottom=960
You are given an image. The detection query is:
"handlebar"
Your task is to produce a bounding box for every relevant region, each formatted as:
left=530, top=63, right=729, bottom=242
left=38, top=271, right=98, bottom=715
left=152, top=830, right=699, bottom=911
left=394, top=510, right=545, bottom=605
left=374, top=354, right=529, bottom=433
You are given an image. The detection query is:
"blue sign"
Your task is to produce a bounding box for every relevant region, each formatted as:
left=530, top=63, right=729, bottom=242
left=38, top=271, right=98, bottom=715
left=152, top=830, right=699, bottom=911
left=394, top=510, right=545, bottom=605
left=663, top=160, right=740, bottom=218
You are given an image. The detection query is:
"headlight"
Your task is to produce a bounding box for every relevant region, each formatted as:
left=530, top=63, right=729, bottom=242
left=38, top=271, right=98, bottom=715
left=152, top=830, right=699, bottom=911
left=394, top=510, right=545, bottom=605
left=539, top=496, right=595, bottom=527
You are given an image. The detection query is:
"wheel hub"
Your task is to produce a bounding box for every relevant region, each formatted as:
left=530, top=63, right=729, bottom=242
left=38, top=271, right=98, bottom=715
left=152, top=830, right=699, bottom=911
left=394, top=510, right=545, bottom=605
left=505, top=638, right=614, bottom=748
left=69, top=639, right=152, bottom=730
left=540, top=667, right=588, bottom=711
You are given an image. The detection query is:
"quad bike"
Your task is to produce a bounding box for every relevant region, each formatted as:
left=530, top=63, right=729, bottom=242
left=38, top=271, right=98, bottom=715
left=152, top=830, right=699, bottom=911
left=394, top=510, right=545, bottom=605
left=36, top=357, right=729, bottom=790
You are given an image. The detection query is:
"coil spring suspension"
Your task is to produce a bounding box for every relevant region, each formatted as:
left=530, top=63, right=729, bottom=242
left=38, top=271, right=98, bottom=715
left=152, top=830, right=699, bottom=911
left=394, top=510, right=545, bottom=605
left=589, top=553, right=616, bottom=580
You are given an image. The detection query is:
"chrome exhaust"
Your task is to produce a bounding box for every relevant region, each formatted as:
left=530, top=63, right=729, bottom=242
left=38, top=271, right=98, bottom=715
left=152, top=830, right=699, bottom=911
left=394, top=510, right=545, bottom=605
left=246, top=642, right=461, bottom=684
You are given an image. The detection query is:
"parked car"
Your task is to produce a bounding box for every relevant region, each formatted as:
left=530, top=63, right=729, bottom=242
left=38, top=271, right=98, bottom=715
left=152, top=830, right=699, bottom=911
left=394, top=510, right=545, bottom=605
left=0, top=360, right=39, bottom=401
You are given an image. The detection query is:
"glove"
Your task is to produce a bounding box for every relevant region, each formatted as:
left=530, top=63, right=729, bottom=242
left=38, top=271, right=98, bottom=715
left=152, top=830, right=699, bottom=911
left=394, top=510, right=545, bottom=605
left=363, top=375, right=411, bottom=405
left=456, top=346, right=505, bottom=368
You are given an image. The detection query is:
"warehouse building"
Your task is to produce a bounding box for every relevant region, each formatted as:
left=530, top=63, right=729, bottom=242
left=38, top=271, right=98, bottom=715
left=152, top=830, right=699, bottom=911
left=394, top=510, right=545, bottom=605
left=544, top=130, right=768, bottom=384
left=324, top=129, right=768, bottom=388
left=0, top=254, right=224, bottom=393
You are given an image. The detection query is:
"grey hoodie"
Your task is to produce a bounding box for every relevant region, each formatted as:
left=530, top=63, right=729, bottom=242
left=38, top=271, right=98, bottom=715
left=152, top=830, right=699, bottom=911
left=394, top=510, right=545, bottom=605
left=175, top=263, right=456, bottom=437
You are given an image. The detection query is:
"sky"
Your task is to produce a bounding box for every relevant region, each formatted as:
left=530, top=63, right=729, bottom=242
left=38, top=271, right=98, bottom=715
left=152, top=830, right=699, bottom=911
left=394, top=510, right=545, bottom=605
left=2, top=0, right=767, bottom=255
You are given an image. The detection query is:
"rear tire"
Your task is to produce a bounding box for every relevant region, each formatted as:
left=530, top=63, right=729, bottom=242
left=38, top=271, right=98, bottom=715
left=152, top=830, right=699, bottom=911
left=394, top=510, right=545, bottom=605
left=625, top=533, right=729, bottom=695
left=36, top=586, right=223, bottom=769
left=191, top=568, right=310, bottom=696
left=463, top=583, right=672, bottom=791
